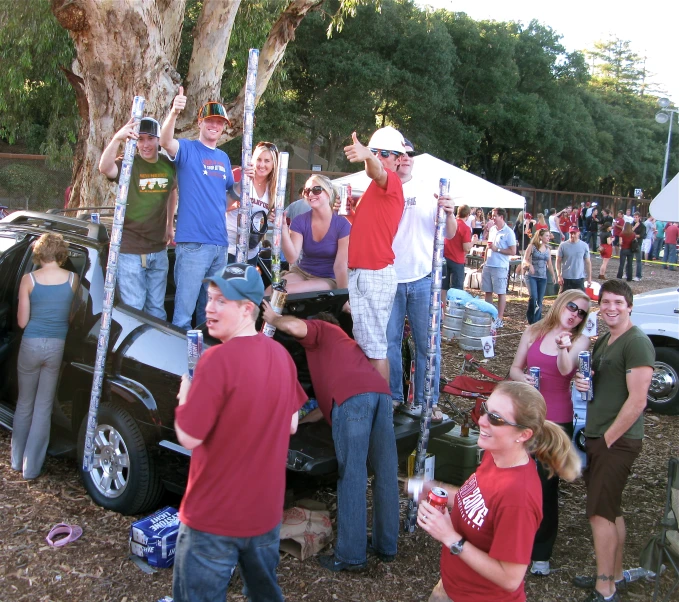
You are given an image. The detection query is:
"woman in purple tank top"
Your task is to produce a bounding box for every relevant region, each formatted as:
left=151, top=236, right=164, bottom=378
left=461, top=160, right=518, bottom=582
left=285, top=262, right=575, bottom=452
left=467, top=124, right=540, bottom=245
left=510, top=289, right=591, bottom=577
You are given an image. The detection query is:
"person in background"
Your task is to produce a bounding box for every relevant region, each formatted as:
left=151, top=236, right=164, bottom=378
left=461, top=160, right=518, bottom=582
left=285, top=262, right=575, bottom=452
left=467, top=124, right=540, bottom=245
left=548, top=209, right=562, bottom=244
left=651, top=218, right=665, bottom=261
left=572, top=279, right=654, bottom=602
left=261, top=304, right=398, bottom=573
left=172, top=264, right=307, bottom=602
left=99, top=116, right=177, bottom=320
left=664, top=222, right=678, bottom=271
left=598, top=224, right=613, bottom=279
left=523, top=228, right=555, bottom=324
left=641, top=215, right=655, bottom=261
left=586, top=208, right=601, bottom=253
left=510, top=289, right=591, bottom=577
left=285, top=187, right=311, bottom=222
left=616, top=222, right=636, bottom=282
left=535, top=213, right=548, bottom=233
left=611, top=211, right=625, bottom=258
left=622, top=208, right=634, bottom=224
left=277, top=175, right=350, bottom=293
left=443, top=204, right=472, bottom=292
left=558, top=206, right=574, bottom=241
left=630, top=212, right=645, bottom=281
left=12, top=233, right=79, bottom=480
left=472, top=208, right=486, bottom=239
left=556, top=227, right=591, bottom=292
left=414, top=381, right=581, bottom=602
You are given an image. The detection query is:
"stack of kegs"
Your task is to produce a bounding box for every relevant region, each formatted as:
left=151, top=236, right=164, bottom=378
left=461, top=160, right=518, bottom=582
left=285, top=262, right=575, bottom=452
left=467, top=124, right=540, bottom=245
left=442, top=301, right=465, bottom=342
left=458, top=307, right=493, bottom=351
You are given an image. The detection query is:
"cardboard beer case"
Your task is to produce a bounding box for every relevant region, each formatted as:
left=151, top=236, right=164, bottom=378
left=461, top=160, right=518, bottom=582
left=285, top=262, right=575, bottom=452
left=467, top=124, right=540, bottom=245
left=129, top=506, right=180, bottom=568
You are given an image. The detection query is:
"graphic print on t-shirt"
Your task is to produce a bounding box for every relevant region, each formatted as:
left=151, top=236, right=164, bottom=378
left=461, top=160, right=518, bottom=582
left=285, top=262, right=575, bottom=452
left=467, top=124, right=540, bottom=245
left=456, top=474, right=489, bottom=529
left=139, top=174, right=170, bottom=191
left=202, top=159, right=228, bottom=179
left=405, top=195, right=416, bottom=207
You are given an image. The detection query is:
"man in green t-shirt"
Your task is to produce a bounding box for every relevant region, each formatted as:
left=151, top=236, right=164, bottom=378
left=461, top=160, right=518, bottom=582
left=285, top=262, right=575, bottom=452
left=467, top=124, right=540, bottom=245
left=572, top=279, right=654, bottom=602
left=99, top=117, right=177, bottom=320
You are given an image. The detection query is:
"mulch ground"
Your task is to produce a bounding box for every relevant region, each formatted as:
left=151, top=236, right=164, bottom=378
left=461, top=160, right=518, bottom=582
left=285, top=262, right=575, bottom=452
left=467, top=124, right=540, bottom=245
left=0, top=253, right=677, bottom=601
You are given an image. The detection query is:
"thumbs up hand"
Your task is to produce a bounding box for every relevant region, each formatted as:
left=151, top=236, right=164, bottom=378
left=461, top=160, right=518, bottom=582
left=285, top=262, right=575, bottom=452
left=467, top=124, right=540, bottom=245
left=344, top=131, right=372, bottom=164
left=173, top=86, right=187, bottom=115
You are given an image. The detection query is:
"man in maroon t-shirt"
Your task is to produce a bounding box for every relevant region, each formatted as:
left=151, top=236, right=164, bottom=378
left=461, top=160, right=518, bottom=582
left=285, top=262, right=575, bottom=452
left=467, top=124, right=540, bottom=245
left=262, top=303, right=399, bottom=573
left=444, top=204, right=473, bottom=290
left=612, top=210, right=625, bottom=255
left=664, top=222, right=678, bottom=271
left=172, top=264, right=307, bottom=602
left=343, top=126, right=406, bottom=382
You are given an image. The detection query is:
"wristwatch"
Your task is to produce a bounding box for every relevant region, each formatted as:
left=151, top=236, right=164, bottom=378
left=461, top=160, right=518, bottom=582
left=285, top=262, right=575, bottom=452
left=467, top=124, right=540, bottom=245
left=449, top=537, right=466, bottom=555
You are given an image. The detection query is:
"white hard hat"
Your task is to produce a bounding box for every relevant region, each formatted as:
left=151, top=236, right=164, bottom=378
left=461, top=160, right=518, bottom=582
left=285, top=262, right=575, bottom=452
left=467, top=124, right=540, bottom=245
left=367, top=126, right=406, bottom=154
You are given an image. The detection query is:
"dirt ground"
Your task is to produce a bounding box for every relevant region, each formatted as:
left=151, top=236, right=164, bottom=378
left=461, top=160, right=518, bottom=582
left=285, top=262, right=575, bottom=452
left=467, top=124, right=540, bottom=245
left=0, top=253, right=677, bottom=601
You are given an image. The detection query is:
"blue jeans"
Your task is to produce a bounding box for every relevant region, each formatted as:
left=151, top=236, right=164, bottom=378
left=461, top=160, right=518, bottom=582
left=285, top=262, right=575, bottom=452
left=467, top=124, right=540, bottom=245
left=652, top=237, right=664, bottom=260
left=445, top=259, right=465, bottom=291
left=633, top=246, right=643, bottom=278
left=617, top=249, right=633, bottom=280
left=172, top=522, right=283, bottom=602
left=117, top=250, right=169, bottom=320
left=332, top=392, right=399, bottom=564
left=173, top=243, right=228, bottom=330
left=386, top=276, right=440, bottom=407
left=664, top=243, right=677, bottom=270
left=525, top=276, right=547, bottom=324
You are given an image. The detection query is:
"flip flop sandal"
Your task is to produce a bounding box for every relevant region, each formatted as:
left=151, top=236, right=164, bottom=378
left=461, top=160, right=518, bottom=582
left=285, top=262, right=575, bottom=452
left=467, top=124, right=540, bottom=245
left=46, top=523, right=83, bottom=547
left=431, top=408, right=444, bottom=423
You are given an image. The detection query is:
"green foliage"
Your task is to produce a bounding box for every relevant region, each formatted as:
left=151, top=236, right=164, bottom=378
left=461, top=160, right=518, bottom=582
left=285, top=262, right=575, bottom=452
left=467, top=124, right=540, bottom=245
left=0, top=163, right=65, bottom=209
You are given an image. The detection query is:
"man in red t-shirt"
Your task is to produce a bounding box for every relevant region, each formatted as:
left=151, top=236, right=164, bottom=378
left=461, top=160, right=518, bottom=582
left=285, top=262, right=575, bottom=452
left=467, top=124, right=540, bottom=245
left=558, top=205, right=573, bottom=236
left=262, top=304, right=399, bottom=573
left=612, top=210, right=625, bottom=256
left=343, top=126, right=406, bottom=382
left=172, top=264, right=307, bottom=602
left=664, top=222, right=678, bottom=271
left=443, top=204, right=473, bottom=290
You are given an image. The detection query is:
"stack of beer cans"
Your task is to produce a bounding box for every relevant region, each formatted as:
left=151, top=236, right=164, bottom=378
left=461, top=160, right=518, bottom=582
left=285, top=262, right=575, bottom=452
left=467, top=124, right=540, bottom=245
left=129, top=506, right=180, bottom=568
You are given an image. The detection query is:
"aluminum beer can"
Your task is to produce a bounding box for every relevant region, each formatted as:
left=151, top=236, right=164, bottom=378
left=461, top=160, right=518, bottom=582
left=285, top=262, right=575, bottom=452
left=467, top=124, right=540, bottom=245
left=427, top=487, right=448, bottom=513
left=187, top=330, right=203, bottom=380
left=578, top=351, right=593, bottom=401
left=439, top=178, right=450, bottom=196
left=262, top=282, right=287, bottom=338
left=338, top=184, right=349, bottom=216
left=529, top=367, right=541, bottom=391
left=91, top=213, right=100, bottom=224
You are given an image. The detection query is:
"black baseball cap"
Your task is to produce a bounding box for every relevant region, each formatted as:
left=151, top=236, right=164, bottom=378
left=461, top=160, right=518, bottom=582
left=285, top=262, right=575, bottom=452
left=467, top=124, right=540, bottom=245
left=139, top=117, right=160, bottom=137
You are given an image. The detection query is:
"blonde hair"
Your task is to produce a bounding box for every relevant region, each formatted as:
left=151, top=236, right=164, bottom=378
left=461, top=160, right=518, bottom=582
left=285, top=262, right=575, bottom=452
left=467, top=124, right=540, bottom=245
left=530, top=227, right=549, bottom=246
left=32, top=233, right=69, bottom=266
left=253, top=142, right=279, bottom=210
left=494, top=381, right=581, bottom=481
left=305, top=174, right=337, bottom=207
left=529, top=289, right=590, bottom=343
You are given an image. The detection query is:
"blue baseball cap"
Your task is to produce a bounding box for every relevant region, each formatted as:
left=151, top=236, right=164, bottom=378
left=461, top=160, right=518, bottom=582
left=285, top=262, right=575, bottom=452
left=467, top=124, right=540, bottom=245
left=203, top=263, right=264, bottom=305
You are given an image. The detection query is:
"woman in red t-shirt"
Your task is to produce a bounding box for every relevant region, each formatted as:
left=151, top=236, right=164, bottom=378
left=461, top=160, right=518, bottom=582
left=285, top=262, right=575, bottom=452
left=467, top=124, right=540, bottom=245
left=598, top=224, right=613, bottom=278
left=413, top=382, right=581, bottom=602
left=616, top=222, right=636, bottom=282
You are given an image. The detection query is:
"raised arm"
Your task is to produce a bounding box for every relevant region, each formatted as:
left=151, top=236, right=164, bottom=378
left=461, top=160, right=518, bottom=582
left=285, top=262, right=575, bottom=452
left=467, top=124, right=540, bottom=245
left=261, top=300, right=308, bottom=339
left=99, top=117, right=138, bottom=179
left=281, top=219, right=303, bottom=265
left=159, top=86, right=185, bottom=159
left=344, top=132, right=388, bottom=189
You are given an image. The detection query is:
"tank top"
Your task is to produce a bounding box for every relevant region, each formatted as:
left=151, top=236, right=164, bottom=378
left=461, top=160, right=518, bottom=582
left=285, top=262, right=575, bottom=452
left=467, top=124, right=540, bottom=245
left=529, top=246, right=549, bottom=279
left=525, top=335, right=575, bottom=423
left=23, top=272, right=75, bottom=340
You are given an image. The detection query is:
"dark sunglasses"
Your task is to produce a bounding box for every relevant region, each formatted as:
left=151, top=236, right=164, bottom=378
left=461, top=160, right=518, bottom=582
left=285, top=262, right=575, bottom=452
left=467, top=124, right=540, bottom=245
left=256, top=141, right=278, bottom=153
left=303, top=185, right=325, bottom=197
left=370, top=148, right=402, bottom=158
left=565, top=301, right=588, bottom=320
left=197, top=101, right=231, bottom=125
left=480, top=401, right=528, bottom=429
left=404, top=150, right=416, bottom=157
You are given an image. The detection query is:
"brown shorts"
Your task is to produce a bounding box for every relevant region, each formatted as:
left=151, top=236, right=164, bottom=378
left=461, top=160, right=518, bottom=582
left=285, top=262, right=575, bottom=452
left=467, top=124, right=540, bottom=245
left=583, top=436, right=642, bottom=522
left=283, top=264, right=336, bottom=289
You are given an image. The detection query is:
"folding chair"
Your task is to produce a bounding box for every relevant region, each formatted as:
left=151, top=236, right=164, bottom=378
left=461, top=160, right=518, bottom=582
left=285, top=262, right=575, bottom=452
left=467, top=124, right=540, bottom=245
left=652, top=457, right=679, bottom=601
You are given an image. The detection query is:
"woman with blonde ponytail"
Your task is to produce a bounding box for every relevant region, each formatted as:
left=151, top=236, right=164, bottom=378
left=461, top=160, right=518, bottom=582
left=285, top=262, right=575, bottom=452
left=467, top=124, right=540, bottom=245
left=414, top=381, right=580, bottom=602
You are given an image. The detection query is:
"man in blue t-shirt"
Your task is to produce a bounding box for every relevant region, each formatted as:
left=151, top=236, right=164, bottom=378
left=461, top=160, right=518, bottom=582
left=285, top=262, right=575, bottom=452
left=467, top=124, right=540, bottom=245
left=160, top=86, right=236, bottom=329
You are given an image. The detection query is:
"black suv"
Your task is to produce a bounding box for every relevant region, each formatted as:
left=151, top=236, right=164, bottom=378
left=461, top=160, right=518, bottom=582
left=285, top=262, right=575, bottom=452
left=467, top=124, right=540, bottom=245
left=0, top=211, right=453, bottom=514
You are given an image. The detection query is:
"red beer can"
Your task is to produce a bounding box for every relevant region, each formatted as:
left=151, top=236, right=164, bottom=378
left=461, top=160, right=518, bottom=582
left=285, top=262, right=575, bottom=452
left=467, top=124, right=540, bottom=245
left=427, top=487, right=448, bottom=513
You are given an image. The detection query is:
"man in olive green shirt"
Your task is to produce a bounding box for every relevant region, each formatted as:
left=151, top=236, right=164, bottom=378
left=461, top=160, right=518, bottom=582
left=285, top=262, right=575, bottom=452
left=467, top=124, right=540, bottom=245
left=573, top=279, right=654, bottom=602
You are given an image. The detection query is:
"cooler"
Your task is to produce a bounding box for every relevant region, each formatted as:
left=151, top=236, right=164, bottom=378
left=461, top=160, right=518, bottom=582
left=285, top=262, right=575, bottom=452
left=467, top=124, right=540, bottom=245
left=428, top=424, right=483, bottom=486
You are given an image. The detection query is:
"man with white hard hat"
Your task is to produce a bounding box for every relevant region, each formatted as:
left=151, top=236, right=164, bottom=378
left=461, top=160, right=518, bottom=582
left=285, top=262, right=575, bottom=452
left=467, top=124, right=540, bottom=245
left=343, top=126, right=406, bottom=381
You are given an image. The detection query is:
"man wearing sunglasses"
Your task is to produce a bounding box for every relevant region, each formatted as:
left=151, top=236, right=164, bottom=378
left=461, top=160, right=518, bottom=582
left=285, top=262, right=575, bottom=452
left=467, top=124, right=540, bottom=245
left=556, top=226, right=592, bottom=293
left=160, top=86, right=237, bottom=330
left=572, top=279, right=654, bottom=602
left=387, top=139, right=457, bottom=421
left=343, top=126, right=406, bottom=381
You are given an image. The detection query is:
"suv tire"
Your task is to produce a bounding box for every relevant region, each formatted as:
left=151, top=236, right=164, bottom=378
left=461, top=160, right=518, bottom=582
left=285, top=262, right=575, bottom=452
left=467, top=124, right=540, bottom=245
left=647, top=347, right=679, bottom=415
left=77, top=402, right=164, bottom=515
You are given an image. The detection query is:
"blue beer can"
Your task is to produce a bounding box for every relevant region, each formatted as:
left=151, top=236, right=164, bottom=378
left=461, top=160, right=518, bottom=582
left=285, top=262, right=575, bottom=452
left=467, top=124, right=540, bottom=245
left=439, top=178, right=450, bottom=196
left=578, top=351, right=593, bottom=401
left=529, top=367, right=540, bottom=391
left=187, top=330, right=204, bottom=380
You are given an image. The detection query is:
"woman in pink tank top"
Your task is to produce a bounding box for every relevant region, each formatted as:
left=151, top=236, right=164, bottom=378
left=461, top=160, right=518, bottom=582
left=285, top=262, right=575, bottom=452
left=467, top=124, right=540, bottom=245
left=510, top=289, right=592, bottom=577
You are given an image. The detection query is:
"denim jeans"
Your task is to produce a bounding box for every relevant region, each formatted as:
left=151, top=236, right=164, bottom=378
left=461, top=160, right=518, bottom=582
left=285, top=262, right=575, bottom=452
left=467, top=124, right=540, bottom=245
left=444, top=259, right=465, bottom=291
left=386, top=276, right=440, bottom=407
left=172, top=522, right=283, bottom=602
left=664, top=243, right=677, bottom=270
left=633, top=246, right=643, bottom=278
left=617, top=249, right=633, bottom=280
left=173, top=243, right=228, bottom=330
left=525, top=276, right=547, bottom=324
left=117, top=250, right=169, bottom=320
left=332, top=392, right=399, bottom=564
left=652, top=237, right=664, bottom=260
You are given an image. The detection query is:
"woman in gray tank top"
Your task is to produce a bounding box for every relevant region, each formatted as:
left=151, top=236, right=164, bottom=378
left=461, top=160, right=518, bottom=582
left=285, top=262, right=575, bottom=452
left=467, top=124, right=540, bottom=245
left=11, top=233, right=78, bottom=479
left=523, top=229, right=555, bottom=325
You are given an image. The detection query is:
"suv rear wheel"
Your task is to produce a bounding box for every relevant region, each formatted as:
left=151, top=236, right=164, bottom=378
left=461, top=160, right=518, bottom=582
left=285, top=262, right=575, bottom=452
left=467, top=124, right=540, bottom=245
left=77, top=402, right=164, bottom=514
left=647, top=347, right=679, bottom=415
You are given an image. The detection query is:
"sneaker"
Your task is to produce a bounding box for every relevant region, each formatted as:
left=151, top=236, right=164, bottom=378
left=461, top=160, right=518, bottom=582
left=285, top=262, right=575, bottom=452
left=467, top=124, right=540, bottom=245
left=573, top=575, right=626, bottom=591
left=492, top=318, right=504, bottom=329
left=633, top=277, right=641, bottom=281
left=318, top=555, right=367, bottom=572
left=405, top=404, right=422, bottom=416
left=530, top=560, right=550, bottom=576
left=580, top=589, right=621, bottom=602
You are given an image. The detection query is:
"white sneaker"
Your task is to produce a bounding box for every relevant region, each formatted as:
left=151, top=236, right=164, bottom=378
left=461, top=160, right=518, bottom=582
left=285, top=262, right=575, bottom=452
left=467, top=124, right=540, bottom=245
left=633, top=277, right=641, bottom=281
left=492, top=318, right=504, bottom=329
left=530, top=560, right=550, bottom=576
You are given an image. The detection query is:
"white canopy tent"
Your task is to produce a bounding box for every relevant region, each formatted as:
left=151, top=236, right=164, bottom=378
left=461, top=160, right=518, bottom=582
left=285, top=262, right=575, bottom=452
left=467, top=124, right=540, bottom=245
left=650, top=173, right=679, bottom=222
left=332, top=153, right=525, bottom=210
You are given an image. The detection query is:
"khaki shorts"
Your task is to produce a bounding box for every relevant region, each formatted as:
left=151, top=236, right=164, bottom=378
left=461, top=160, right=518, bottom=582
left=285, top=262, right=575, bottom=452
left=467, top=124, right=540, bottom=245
left=481, top=265, right=508, bottom=295
left=584, top=436, right=642, bottom=522
left=283, top=264, right=337, bottom=289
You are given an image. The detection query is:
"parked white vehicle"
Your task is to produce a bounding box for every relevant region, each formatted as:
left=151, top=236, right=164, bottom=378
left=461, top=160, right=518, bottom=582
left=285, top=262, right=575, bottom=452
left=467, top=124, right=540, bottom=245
left=631, top=287, right=679, bottom=415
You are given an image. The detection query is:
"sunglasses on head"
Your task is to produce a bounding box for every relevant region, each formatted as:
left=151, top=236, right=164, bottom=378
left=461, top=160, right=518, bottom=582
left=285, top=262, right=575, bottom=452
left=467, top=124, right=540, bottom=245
left=565, top=301, right=588, bottom=320
left=256, top=141, right=278, bottom=153
left=198, top=101, right=231, bottom=124
left=480, top=401, right=528, bottom=429
left=303, top=185, right=325, bottom=197
left=370, top=148, right=402, bottom=158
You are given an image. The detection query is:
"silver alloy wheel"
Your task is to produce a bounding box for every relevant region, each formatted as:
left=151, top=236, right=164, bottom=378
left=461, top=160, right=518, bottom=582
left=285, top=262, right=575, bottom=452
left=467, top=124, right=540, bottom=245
left=649, top=360, right=679, bottom=406
left=89, top=422, right=130, bottom=499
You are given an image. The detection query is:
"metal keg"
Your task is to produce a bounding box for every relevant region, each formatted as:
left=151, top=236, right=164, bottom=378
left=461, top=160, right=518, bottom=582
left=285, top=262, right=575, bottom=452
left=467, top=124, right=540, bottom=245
left=459, top=307, right=492, bottom=350
left=442, top=305, right=465, bottom=342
